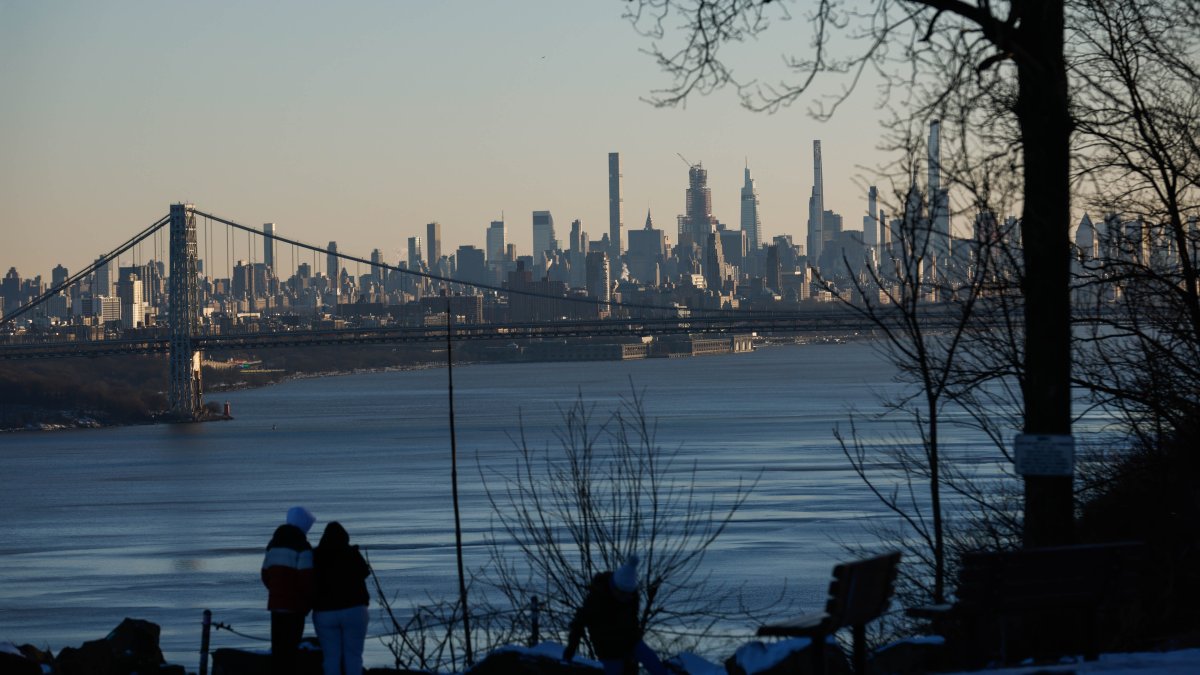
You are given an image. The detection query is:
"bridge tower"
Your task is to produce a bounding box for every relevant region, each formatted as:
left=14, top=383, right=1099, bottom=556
left=168, top=203, right=203, bottom=418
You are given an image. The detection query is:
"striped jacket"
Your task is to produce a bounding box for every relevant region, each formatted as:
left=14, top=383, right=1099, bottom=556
left=261, top=523, right=314, bottom=612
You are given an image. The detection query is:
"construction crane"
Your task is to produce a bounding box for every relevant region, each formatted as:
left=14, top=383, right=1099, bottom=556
left=676, top=153, right=699, bottom=169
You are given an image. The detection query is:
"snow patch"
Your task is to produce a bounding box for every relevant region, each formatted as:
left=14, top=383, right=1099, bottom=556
left=733, top=637, right=817, bottom=674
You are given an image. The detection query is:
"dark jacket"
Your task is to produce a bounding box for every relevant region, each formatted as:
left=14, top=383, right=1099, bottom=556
left=566, top=572, right=640, bottom=660
left=313, top=522, right=371, bottom=611
left=261, top=524, right=314, bottom=612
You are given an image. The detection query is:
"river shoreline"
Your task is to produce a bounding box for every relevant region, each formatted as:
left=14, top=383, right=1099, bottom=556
left=0, top=334, right=867, bottom=433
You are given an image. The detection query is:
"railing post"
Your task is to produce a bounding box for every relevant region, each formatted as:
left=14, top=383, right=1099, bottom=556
left=199, top=609, right=212, bottom=675
left=529, top=596, right=540, bottom=647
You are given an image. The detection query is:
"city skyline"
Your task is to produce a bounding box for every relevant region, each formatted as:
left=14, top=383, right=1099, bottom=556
left=1, top=1, right=892, bottom=277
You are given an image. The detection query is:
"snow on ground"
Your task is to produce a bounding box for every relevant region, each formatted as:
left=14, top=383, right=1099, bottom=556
left=946, top=648, right=1200, bottom=674
left=500, top=641, right=1200, bottom=675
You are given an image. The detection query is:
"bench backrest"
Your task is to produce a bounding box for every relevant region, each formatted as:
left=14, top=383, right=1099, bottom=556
left=824, top=551, right=902, bottom=628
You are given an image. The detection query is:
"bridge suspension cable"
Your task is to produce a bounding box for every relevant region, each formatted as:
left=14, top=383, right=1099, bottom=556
left=191, top=209, right=781, bottom=318
left=1, top=213, right=170, bottom=326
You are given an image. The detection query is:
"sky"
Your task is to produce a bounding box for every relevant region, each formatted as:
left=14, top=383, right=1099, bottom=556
left=1, top=1, right=894, bottom=279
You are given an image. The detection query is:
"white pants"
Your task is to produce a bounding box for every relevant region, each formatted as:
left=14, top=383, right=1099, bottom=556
left=312, top=605, right=369, bottom=675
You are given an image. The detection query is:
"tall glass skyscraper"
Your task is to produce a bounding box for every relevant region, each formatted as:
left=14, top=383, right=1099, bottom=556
left=608, top=152, right=623, bottom=258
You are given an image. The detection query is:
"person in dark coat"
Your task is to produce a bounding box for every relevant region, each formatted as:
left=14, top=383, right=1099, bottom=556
left=262, top=506, right=316, bottom=675
left=312, top=521, right=371, bottom=675
left=563, top=555, right=669, bottom=675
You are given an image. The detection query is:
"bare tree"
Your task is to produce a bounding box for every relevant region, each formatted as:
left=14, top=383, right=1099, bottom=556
left=1070, top=0, right=1200, bottom=443
left=479, top=389, right=764, bottom=657
left=626, top=0, right=1077, bottom=545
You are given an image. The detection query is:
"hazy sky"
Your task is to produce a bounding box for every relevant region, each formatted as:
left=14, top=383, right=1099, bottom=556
left=2, top=1, right=894, bottom=279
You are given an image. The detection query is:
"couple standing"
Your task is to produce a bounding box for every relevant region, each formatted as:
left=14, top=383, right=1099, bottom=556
left=261, top=506, right=370, bottom=675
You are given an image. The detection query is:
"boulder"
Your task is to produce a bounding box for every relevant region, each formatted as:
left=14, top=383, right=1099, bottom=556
left=0, top=650, right=42, bottom=675
left=56, top=618, right=183, bottom=675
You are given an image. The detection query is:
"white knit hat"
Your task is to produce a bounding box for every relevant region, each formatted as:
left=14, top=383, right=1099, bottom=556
left=612, top=555, right=639, bottom=593
left=286, top=506, right=316, bottom=534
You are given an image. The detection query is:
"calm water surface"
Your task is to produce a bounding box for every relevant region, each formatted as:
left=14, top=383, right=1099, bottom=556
left=1, top=342, right=1016, bottom=665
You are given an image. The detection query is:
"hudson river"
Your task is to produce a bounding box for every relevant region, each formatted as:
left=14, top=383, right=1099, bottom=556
left=1, top=342, right=1024, bottom=666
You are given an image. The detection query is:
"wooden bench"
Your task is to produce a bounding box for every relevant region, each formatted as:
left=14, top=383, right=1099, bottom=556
left=910, top=541, right=1147, bottom=667
left=758, top=551, right=901, bottom=674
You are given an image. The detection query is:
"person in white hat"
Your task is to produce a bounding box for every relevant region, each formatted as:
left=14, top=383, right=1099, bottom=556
left=563, top=555, right=669, bottom=675
left=262, top=506, right=316, bottom=675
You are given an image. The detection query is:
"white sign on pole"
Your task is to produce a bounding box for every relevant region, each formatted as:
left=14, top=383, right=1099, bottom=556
left=1014, top=434, right=1075, bottom=476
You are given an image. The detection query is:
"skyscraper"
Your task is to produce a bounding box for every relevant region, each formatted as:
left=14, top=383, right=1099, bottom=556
left=863, top=187, right=878, bottom=251
left=532, top=211, right=557, bottom=258
left=94, top=256, right=113, bottom=297
left=426, top=222, right=442, bottom=264
left=262, top=223, right=276, bottom=272
left=608, top=152, right=623, bottom=258
left=628, top=210, right=666, bottom=286
left=741, top=163, right=761, bottom=251
left=326, top=241, right=339, bottom=280
left=705, top=232, right=728, bottom=291
left=808, top=141, right=826, bottom=267
left=928, top=120, right=952, bottom=265
left=680, top=163, right=716, bottom=249
left=487, top=220, right=506, bottom=262
left=407, top=236, right=423, bottom=268
left=585, top=250, right=611, bottom=304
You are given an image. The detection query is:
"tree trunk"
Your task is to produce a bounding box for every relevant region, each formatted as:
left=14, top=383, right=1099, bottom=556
left=1014, top=0, right=1075, bottom=547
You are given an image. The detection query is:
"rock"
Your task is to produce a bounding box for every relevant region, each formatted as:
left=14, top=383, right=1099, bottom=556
left=57, top=617, right=182, bottom=675
left=17, top=644, right=57, bottom=673
left=0, top=651, right=42, bottom=675
left=58, top=638, right=112, bottom=675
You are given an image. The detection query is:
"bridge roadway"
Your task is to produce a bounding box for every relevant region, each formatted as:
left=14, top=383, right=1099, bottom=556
left=0, top=309, right=903, bottom=360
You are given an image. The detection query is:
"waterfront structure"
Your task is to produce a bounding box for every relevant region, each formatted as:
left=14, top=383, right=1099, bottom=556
left=808, top=141, right=826, bottom=268
left=262, top=223, right=276, bottom=273
left=609, top=152, right=623, bottom=258
left=427, top=222, right=441, bottom=264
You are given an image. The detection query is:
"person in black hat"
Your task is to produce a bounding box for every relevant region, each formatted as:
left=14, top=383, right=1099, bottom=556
left=312, top=521, right=371, bottom=675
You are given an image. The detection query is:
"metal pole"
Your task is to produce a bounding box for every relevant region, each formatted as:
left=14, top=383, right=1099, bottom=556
left=530, top=596, right=540, bottom=647
left=199, top=609, right=212, bottom=675
left=447, top=298, right=473, bottom=665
